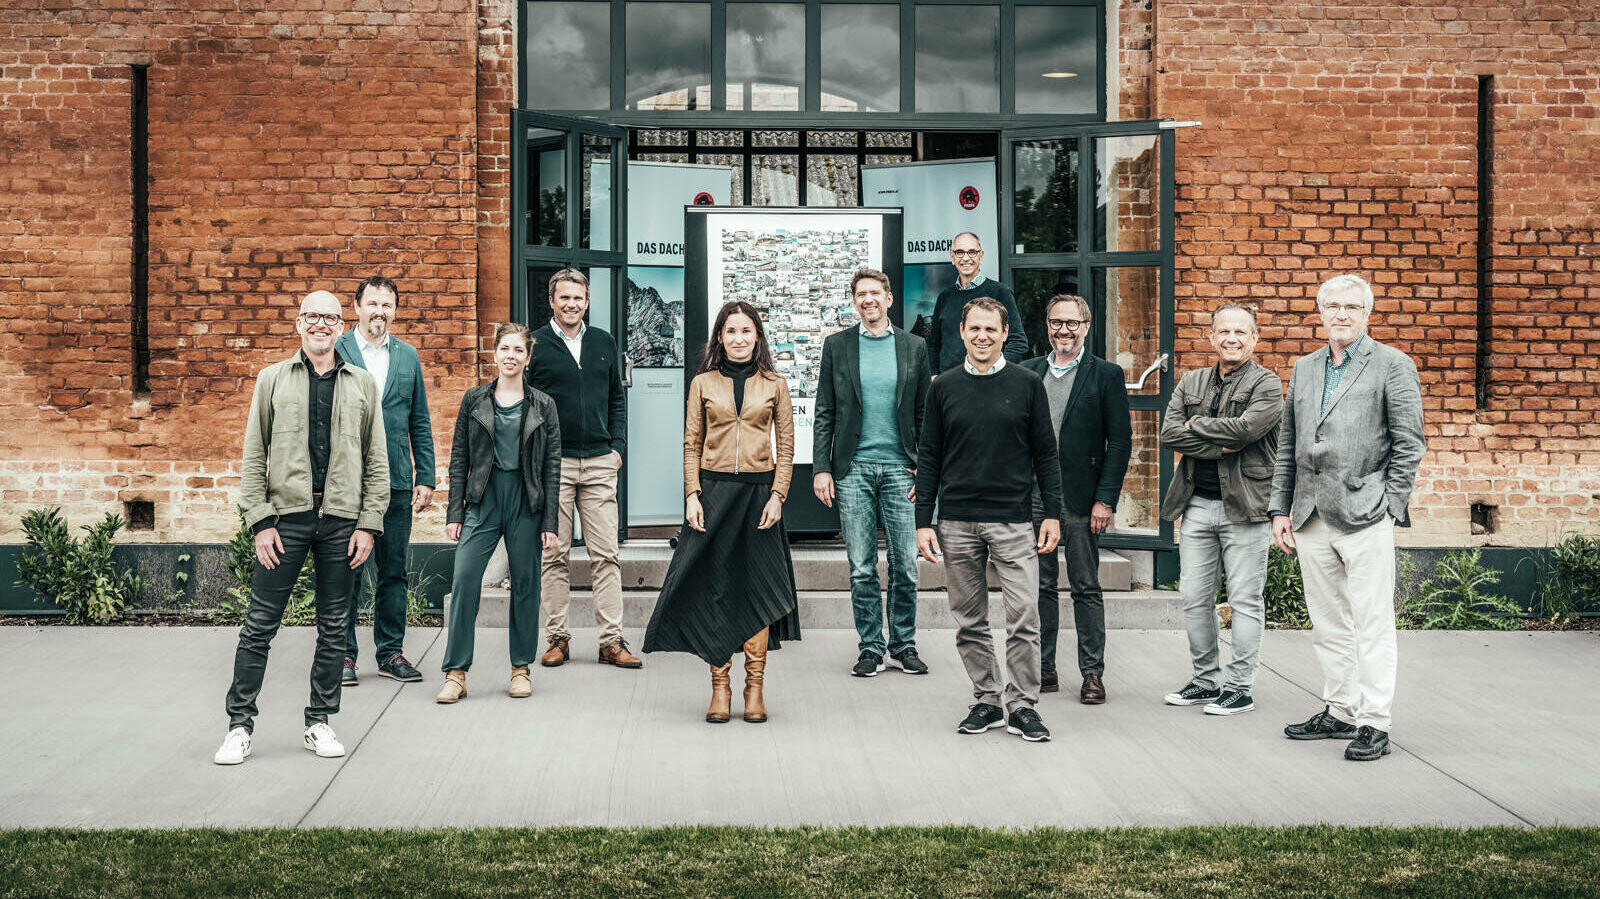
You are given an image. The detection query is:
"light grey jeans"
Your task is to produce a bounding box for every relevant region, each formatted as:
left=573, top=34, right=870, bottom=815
left=1179, top=496, right=1269, bottom=691
left=939, top=519, right=1041, bottom=712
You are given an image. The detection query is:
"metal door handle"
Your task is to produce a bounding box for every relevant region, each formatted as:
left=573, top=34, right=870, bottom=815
left=1127, top=353, right=1169, bottom=391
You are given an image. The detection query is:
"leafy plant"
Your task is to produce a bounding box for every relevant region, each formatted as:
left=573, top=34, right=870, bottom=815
left=1212, top=544, right=1309, bottom=628
left=355, top=557, right=443, bottom=627
left=1535, top=533, right=1600, bottom=621
left=1401, top=547, right=1523, bottom=630
left=16, top=508, right=147, bottom=624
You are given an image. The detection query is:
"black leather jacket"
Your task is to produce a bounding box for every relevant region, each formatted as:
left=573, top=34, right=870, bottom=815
left=446, top=382, right=562, bottom=531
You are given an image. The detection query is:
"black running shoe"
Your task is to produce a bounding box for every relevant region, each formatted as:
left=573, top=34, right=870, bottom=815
left=851, top=650, right=885, bottom=678
left=1344, top=726, right=1391, bottom=761
left=957, top=702, right=1005, bottom=734
left=888, top=648, right=929, bottom=675
left=1163, top=681, right=1221, bottom=706
left=1006, top=707, right=1051, bottom=742
left=1284, top=706, right=1359, bottom=740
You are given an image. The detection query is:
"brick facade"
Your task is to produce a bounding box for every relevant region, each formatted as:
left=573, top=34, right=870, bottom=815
left=1, top=0, right=1595, bottom=549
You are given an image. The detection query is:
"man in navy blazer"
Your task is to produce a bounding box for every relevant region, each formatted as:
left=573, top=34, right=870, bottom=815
left=1021, top=294, right=1131, bottom=705
left=334, top=276, right=436, bottom=685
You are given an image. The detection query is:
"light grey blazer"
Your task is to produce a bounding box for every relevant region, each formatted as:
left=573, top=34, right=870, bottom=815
left=1269, top=336, right=1425, bottom=531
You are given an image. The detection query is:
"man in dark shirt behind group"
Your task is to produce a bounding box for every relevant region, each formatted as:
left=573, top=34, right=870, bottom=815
left=923, top=232, right=1029, bottom=373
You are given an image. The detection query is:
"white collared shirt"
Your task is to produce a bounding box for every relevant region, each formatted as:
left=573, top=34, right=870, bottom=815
left=963, top=356, right=1006, bottom=376
left=557, top=321, right=586, bottom=367
left=857, top=321, right=895, bottom=338
left=955, top=273, right=989, bottom=292
left=355, top=329, right=391, bottom=395
left=1048, top=343, right=1086, bottom=378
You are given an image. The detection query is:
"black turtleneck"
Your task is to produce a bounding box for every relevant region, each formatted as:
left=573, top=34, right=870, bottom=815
left=720, top=358, right=757, bottom=414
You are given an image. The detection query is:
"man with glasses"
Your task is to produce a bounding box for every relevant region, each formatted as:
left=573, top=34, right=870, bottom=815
left=1271, top=274, right=1424, bottom=762
left=924, top=233, right=1029, bottom=373
left=1158, top=303, right=1282, bottom=717
left=335, top=276, right=436, bottom=687
left=215, top=290, right=389, bottom=765
left=1021, top=294, right=1131, bottom=704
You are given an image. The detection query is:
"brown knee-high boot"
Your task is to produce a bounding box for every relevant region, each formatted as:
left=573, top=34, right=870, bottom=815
left=742, top=627, right=769, bottom=723
left=706, top=661, right=733, bottom=723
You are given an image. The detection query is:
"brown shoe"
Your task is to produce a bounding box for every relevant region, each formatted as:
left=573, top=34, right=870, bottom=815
left=540, top=635, right=570, bottom=667
left=1080, top=673, right=1106, bottom=705
left=436, top=669, right=467, bottom=704
left=509, top=666, right=532, bottom=698
left=1041, top=669, right=1059, bottom=693
left=706, top=662, right=733, bottom=723
left=599, top=639, right=644, bottom=669
left=742, top=627, right=769, bottom=723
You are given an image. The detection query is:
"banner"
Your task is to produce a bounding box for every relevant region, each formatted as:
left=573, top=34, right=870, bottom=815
left=627, top=161, right=730, bottom=267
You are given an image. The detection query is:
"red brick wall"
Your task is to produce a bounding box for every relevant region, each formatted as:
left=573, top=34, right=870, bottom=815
left=0, top=1, right=483, bottom=541
left=1156, top=0, right=1600, bottom=545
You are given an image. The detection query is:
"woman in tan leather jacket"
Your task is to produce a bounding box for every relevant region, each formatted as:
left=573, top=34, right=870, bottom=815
left=643, top=300, right=802, bottom=723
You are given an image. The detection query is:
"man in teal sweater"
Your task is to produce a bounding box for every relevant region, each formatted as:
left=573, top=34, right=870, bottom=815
left=335, top=276, right=436, bottom=685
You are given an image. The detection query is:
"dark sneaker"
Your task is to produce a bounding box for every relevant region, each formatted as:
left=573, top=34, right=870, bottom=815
left=342, top=658, right=358, bottom=687
left=1344, top=726, right=1391, bottom=761
left=378, top=653, right=423, bottom=682
left=1204, top=690, right=1255, bottom=716
left=957, top=702, right=1005, bottom=734
left=1006, top=707, right=1051, bottom=742
left=851, top=650, right=885, bottom=678
left=888, top=648, right=929, bottom=675
left=1164, top=681, right=1221, bottom=706
left=1041, top=669, right=1059, bottom=693
left=1284, top=706, right=1359, bottom=740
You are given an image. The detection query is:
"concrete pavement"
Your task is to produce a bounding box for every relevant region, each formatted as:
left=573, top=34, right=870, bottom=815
left=0, top=623, right=1595, bottom=829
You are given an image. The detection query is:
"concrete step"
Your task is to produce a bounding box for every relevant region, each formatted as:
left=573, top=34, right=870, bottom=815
left=489, top=538, right=1132, bottom=592
left=450, top=588, right=1183, bottom=630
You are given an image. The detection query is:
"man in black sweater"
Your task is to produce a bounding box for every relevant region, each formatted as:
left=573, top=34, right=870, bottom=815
left=916, top=297, right=1062, bottom=743
left=525, top=269, right=642, bottom=671
left=923, top=232, right=1030, bottom=373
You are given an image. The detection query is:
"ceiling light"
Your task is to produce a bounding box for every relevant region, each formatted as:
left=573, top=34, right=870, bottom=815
left=1041, top=71, right=1077, bottom=78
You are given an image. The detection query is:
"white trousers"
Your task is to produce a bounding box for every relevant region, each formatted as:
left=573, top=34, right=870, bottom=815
left=1294, top=512, right=1398, bottom=732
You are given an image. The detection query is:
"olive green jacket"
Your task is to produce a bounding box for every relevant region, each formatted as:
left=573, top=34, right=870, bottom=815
left=241, top=351, right=390, bottom=533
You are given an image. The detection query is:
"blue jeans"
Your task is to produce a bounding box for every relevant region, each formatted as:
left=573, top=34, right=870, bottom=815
left=836, top=461, right=919, bottom=656
left=1179, top=496, right=1269, bottom=691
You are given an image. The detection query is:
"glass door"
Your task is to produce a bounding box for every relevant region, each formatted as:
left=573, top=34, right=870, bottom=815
left=1000, top=121, right=1175, bottom=552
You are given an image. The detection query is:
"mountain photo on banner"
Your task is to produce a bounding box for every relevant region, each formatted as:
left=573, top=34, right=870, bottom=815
left=628, top=266, right=685, bottom=368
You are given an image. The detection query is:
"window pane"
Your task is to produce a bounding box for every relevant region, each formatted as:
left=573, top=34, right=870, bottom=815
left=1095, top=134, right=1161, bottom=253
left=752, top=130, right=799, bottom=147
left=806, top=154, right=859, bottom=207
left=580, top=134, right=613, bottom=250
left=1095, top=266, right=1161, bottom=396
left=821, top=4, right=900, bottom=112
left=1011, top=269, right=1084, bottom=358
left=1012, top=138, right=1078, bottom=255
left=637, top=129, right=689, bottom=146
left=525, top=1, right=610, bottom=110
left=696, top=153, right=745, bottom=203
left=526, top=127, right=567, bottom=247
left=752, top=154, right=799, bottom=205
left=866, top=131, right=914, bottom=148
left=915, top=5, right=998, bottom=113
left=1015, top=4, right=1098, bottom=114
left=726, top=3, right=805, bottom=111
left=1117, top=409, right=1161, bottom=536
left=626, top=2, right=711, bottom=110
left=807, top=130, right=858, bottom=148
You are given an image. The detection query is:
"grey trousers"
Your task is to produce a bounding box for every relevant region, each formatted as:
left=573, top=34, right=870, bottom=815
left=939, top=519, right=1041, bottom=712
left=1179, top=496, right=1269, bottom=691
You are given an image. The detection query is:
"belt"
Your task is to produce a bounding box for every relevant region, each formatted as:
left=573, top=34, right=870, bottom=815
left=312, top=491, right=325, bottom=507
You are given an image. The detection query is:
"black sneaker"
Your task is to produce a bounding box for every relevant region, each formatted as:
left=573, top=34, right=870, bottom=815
left=1006, top=707, right=1051, bottom=742
left=378, top=653, right=423, bottom=682
left=1203, top=690, right=1254, bottom=716
left=957, top=702, right=1005, bottom=734
left=1344, top=725, right=1391, bottom=761
left=851, top=650, right=885, bottom=678
left=888, top=648, right=929, bottom=675
left=1163, top=681, right=1221, bottom=706
left=341, top=658, right=358, bottom=687
left=1284, top=706, right=1359, bottom=740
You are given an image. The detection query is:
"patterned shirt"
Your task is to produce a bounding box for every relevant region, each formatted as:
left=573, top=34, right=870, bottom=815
left=1322, top=335, right=1364, bottom=414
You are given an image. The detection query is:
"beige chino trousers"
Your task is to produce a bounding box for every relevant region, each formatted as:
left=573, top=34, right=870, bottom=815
left=542, top=454, right=624, bottom=646
left=1294, top=512, right=1398, bottom=732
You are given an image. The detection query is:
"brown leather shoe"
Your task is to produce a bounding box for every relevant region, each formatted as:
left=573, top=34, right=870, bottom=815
left=1080, top=673, right=1106, bottom=705
left=599, top=639, right=644, bottom=669
left=1041, top=669, right=1059, bottom=693
left=742, top=627, right=769, bottom=723
left=540, top=635, right=570, bottom=667
left=436, top=669, right=467, bottom=704
left=706, top=662, right=733, bottom=723
left=509, top=665, right=532, bottom=698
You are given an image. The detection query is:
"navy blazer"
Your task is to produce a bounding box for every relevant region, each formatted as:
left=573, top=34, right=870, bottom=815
left=335, top=330, right=436, bottom=491
left=1021, top=353, right=1133, bottom=516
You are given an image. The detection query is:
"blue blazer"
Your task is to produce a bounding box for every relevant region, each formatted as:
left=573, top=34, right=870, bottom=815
left=336, top=330, right=436, bottom=491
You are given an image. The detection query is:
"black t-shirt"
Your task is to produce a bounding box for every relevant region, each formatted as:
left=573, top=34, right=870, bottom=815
left=1192, top=371, right=1226, bottom=500
left=303, top=351, right=342, bottom=494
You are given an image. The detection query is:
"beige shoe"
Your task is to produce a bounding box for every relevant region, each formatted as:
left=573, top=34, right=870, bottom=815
left=509, top=665, right=532, bottom=698
left=436, top=669, right=467, bottom=704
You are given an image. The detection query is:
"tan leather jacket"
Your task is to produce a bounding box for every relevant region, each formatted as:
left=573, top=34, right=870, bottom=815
left=683, top=368, right=795, bottom=499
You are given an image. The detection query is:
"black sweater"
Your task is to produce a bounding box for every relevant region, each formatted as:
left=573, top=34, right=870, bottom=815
left=915, top=363, right=1063, bottom=528
left=924, top=278, right=1030, bottom=373
left=525, top=323, right=627, bottom=459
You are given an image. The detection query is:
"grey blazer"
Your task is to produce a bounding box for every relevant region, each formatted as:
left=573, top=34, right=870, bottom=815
left=1268, top=336, right=1425, bottom=531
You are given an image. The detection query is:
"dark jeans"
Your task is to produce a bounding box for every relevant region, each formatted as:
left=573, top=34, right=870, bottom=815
left=1035, top=510, right=1105, bottom=676
left=346, top=489, right=412, bottom=665
left=225, top=510, right=358, bottom=732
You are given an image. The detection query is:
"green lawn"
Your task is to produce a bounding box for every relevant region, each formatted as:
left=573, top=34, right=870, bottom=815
left=3, top=826, right=1597, bottom=898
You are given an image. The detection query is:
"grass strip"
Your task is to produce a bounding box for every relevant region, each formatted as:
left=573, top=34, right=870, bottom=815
left=2, top=825, right=1597, bottom=898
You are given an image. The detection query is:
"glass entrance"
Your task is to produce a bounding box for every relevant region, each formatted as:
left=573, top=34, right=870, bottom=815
left=1001, top=121, right=1175, bottom=551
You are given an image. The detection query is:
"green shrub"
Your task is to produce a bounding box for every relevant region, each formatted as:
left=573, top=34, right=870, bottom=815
left=1401, top=547, right=1523, bottom=630
left=1212, top=544, right=1309, bottom=628
left=16, top=508, right=147, bottom=624
left=1537, top=533, right=1600, bottom=620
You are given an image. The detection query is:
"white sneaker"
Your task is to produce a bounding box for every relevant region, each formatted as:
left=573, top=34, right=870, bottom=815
left=213, top=727, right=252, bottom=765
left=302, top=722, right=346, bottom=758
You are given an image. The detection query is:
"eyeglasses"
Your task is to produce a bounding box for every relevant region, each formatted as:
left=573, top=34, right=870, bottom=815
left=1320, top=302, right=1365, bottom=317
left=1048, top=318, right=1088, bottom=332
left=298, top=312, right=344, bottom=327
left=950, top=249, right=982, bottom=259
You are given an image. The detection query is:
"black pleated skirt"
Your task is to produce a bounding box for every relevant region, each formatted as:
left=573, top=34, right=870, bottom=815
left=643, top=470, right=802, bottom=665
